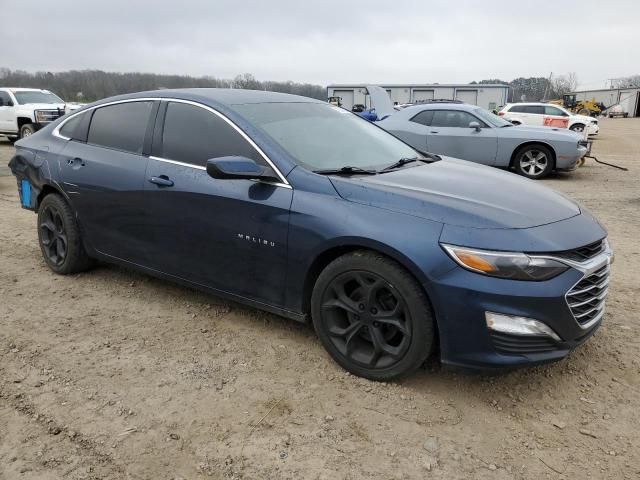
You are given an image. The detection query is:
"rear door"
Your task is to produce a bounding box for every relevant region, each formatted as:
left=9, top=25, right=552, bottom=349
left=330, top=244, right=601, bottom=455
left=58, top=100, right=157, bottom=263
left=141, top=100, right=293, bottom=306
left=521, top=105, right=545, bottom=126
left=0, top=91, right=16, bottom=133
left=425, top=109, right=498, bottom=165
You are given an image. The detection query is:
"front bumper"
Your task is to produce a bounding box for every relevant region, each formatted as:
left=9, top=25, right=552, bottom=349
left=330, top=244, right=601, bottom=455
left=428, top=242, right=613, bottom=370
left=587, top=123, right=599, bottom=135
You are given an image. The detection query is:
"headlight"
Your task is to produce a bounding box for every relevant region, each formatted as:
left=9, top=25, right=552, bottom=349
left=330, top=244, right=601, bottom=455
left=35, top=110, right=46, bottom=122
left=441, top=244, right=569, bottom=281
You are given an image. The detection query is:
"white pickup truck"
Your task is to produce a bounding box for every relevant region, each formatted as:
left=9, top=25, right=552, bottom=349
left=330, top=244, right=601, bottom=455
left=0, top=88, right=76, bottom=142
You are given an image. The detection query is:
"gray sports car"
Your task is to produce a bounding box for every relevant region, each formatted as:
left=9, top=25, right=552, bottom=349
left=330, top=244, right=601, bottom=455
left=369, top=87, right=589, bottom=179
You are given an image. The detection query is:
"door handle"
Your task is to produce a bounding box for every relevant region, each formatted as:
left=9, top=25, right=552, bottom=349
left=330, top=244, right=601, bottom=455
left=430, top=131, right=439, bottom=134
left=67, top=157, right=85, bottom=168
left=148, top=175, right=174, bottom=187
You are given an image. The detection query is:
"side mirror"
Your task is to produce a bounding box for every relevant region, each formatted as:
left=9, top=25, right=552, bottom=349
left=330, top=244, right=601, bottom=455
left=206, top=156, right=278, bottom=181
left=469, top=121, right=481, bottom=131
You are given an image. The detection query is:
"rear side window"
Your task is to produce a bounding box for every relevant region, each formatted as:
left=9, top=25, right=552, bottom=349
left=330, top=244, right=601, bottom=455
left=431, top=110, right=486, bottom=128
left=0, top=91, right=12, bottom=106
left=59, top=113, right=85, bottom=140
left=87, top=101, right=153, bottom=154
left=523, top=105, right=544, bottom=115
left=160, top=102, right=263, bottom=167
left=410, top=110, right=434, bottom=126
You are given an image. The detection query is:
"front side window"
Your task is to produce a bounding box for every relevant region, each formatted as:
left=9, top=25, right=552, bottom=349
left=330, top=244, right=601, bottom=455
left=87, top=101, right=153, bottom=154
left=509, top=105, right=525, bottom=113
left=232, top=102, right=421, bottom=171
left=13, top=90, right=64, bottom=105
left=161, top=102, right=263, bottom=167
left=431, top=110, right=486, bottom=128
left=544, top=106, right=567, bottom=116
left=410, top=110, right=434, bottom=126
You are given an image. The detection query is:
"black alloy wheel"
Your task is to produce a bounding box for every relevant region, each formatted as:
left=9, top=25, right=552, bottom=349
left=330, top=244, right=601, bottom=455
left=39, top=204, right=68, bottom=266
left=37, top=193, right=93, bottom=274
left=312, top=251, right=434, bottom=380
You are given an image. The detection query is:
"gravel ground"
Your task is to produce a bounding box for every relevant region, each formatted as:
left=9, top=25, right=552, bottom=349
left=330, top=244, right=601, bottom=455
left=1, top=119, right=639, bottom=479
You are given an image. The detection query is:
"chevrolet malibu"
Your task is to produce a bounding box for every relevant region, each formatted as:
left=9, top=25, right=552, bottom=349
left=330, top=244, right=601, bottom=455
left=9, top=89, right=613, bottom=380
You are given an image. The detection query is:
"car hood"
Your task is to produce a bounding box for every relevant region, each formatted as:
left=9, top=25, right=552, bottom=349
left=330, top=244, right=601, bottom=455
left=16, top=103, right=66, bottom=111
left=329, top=157, right=580, bottom=229
left=572, top=114, right=594, bottom=123
left=505, top=124, right=582, bottom=140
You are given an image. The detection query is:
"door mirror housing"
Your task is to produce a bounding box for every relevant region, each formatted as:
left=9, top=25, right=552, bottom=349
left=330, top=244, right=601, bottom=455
left=469, top=121, right=481, bottom=131
left=206, top=156, right=279, bottom=181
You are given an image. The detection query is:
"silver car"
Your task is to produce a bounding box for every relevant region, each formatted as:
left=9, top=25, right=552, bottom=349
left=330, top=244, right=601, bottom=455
left=371, top=91, right=588, bottom=179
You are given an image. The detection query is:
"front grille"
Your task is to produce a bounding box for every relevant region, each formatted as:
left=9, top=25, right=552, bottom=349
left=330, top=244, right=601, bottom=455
left=490, top=331, right=558, bottom=354
left=566, top=265, right=609, bottom=326
left=548, top=240, right=605, bottom=262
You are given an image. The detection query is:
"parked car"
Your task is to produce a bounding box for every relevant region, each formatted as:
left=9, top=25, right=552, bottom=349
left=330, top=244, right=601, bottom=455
left=9, top=89, right=612, bottom=380
left=605, top=103, right=629, bottom=118
left=378, top=101, right=589, bottom=179
left=0, top=88, right=69, bottom=141
left=499, top=103, right=599, bottom=135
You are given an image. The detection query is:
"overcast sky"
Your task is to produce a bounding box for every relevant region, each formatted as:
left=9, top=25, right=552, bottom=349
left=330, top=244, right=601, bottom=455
left=2, top=0, right=637, bottom=88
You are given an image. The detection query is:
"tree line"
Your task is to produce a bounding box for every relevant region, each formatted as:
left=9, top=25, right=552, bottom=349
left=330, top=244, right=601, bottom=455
left=0, top=69, right=326, bottom=103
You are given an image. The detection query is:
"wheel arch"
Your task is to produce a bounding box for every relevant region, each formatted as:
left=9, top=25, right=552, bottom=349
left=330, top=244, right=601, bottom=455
left=301, top=238, right=436, bottom=318
left=510, top=141, right=557, bottom=168
left=35, top=182, right=70, bottom=211
left=17, top=117, right=34, bottom=129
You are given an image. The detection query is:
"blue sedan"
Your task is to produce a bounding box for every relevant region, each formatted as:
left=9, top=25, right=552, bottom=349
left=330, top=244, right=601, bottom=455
left=9, top=89, right=612, bottom=379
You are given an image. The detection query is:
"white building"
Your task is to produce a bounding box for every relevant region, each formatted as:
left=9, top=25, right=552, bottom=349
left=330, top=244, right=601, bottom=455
left=571, top=87, right=640, bottom=117
left=327, top=84, right=510, bottom=111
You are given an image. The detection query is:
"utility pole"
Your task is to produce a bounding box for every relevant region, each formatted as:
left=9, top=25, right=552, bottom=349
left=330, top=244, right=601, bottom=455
left=542, top=72, right=552, bottom=101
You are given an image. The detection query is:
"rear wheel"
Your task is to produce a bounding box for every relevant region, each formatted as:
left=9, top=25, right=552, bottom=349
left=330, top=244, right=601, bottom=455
left=20, top=123, right=36, bottom=139
left=514, top=144, right=554, bottom=179
left=311, top=251, right=434, bottom=381
left=37, top=194, right=93, bottom=274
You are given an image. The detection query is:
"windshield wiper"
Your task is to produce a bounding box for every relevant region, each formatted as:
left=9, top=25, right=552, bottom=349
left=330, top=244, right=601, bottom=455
left=381, top=157, right=430, bottom=172
left=313, top=166, right=378, bottom=175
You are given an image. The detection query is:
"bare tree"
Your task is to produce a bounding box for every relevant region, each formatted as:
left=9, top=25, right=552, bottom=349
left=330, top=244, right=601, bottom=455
left=549, top=72, right=578, bottom=99
left=612, top=75, right=640, bottom=88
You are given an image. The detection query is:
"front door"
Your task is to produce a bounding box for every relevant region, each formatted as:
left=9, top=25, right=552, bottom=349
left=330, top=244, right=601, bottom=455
left=426, top=110, right=498, bottom=165
left=141, top=101, right=293, bottom=306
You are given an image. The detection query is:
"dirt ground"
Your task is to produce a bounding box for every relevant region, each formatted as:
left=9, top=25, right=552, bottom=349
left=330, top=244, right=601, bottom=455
left=1, top=119, right=639, bottom=480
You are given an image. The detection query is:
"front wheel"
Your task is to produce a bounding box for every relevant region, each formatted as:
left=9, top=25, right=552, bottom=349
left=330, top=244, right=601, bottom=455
left=37, top=194, right=93, bottom=274
left=514, top=144, right=554, bottom=179
left=20, top=123, right=36, bottom=139
left=311, top=251, right=434, bottom=381
left=570, top=123, right=585, bottom=133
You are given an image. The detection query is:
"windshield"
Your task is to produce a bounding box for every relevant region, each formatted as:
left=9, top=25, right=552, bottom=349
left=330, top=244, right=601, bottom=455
left=232, top=103, right=421, bottom=171
left=13, top=90, right=64, bottom=105
left=472, top=107, right=513, bottom=127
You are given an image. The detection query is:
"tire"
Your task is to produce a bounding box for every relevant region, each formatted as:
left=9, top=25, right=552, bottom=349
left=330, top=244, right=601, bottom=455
left=570, top=123, right=585, bottom=133
left=19, top=123, right=36, bottom=139
left=577, top=108, right=590, bottom=116
left=311, top=250, right=434, bottom=381
left=513, top=144, right=554, bottom=179
left=37, top=193, right=93, bottom=274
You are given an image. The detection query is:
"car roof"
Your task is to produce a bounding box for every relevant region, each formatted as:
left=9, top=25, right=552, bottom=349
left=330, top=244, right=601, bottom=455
left=95, top=88, right=324, bottom=106
left=403, top=102, right=479, bottom=113
left=1, top=87, right=52, bottom=92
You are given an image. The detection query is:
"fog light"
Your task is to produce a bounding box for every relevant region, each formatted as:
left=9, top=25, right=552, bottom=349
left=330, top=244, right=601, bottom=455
left=485, top=312, right=561, bottom=342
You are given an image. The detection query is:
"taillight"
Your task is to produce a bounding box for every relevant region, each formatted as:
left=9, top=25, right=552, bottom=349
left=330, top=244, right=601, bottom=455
left=498, top=112, right=505, bottom=116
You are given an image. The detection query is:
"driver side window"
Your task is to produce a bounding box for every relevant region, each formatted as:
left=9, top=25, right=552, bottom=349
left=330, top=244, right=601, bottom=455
left=431, top=110, right=487, bottom=128
left=160, top=102, right=266, bottom=167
